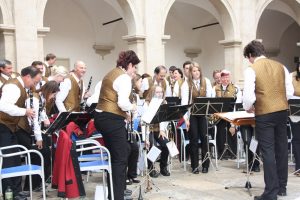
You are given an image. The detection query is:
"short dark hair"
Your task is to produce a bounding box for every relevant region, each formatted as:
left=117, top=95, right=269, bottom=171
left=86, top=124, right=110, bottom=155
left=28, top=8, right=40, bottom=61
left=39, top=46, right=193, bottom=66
left=116, top=50, right=140, bottom=70
left=21, top=66, right=41, bottom=78
left=31, top=61, right=44, bottom=67
left=243, top=40, right=266, bottom=58
left=45, top=53, right=56, bottom=61
left=174, top=68, right=183, bottom=78
left=0, top=59, right=12, bottom=68
left=183, top=61, right=192, bottom=69
left=169, top=66, right=177, bottom=72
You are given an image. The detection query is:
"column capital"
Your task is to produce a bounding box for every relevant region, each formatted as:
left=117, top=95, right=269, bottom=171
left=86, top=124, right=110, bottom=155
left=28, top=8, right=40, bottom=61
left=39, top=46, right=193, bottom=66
left=37, top=27, right=50, bottom=37
left=93, top=44, right=115, bottom=60
left=297, top=42, right=300, bottom=47
left=219, top=39, right=242, bottom=48
left=122, top=35, right=146, bottom=45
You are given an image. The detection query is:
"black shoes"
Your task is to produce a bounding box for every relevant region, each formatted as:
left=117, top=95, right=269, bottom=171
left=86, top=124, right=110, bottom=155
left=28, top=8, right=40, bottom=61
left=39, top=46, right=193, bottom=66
left=251, top=166, right=260, bottom=172
left=127, top=178, right=140, bottom=184
left=149, top=170, right=160, bottom=178
left=202, top=167, right=208, bottom=173
left=278, top=190, right=287, bottom=196
left=160, top=168, right=170, bottom=176
left=192, top=168, right=199, bottom=174
left=253, top=196, right=264, bottom=200
left=126, top=179, right=132, bottom=185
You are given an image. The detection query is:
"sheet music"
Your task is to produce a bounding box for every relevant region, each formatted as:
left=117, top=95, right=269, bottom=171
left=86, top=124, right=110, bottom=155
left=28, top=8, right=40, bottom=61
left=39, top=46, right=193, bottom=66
left=249, top=138, right=258, bottom=153
left=141, top=98, right=163, bottom=124
left=147, top=146, right=161, bottom=163
left=220, top=111, right=254, bottom=120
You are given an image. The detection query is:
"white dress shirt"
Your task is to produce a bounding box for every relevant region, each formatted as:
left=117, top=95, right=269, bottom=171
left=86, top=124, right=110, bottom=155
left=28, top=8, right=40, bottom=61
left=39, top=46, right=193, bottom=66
left=86, top=80, right=102, bottom=107
left=290, top=73, right=300, bottom=99
left=0, top=76, right=27, bottom=116
left=55, top=73, right=85, bottom=112
left=243, top=56, right=294, bottom=111
left=25, top=95, right=48, bottom=141
left=141, top=78, right=172, bottom=97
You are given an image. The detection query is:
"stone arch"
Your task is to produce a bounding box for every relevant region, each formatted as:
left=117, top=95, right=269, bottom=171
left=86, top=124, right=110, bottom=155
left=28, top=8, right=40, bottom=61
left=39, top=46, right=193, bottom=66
left=162, top=0, right=239, bottom=40
left=0, top=0, right=13, bottom=25
left=256, top=0, right=300, bottom=31
left=104, top=0, right=141, bottom=35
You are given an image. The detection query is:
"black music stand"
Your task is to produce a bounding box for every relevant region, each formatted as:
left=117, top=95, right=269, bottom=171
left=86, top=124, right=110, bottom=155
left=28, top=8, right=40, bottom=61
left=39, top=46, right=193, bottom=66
left=288, top=99, right=300, bottom=175
left=165, top=97, right=181, bottom=106
left=192, top=97, right=235, bottom=170
left=85, top=103, right=97, bottom=115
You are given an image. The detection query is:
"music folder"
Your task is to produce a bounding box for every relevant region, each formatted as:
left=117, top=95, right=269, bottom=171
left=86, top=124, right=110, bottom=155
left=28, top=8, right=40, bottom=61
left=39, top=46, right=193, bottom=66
left=44, top=111, right=92, bottom=135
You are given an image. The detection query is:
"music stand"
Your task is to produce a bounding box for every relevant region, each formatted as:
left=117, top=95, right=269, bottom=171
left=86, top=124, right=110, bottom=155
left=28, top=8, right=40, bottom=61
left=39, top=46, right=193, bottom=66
left=192, top=97, right=235, bottom=170
left=165, top=97, right=181, bottom=106
left=138, top=101, right=190, bottom=194
left=288, top=99, right=300, bottom=175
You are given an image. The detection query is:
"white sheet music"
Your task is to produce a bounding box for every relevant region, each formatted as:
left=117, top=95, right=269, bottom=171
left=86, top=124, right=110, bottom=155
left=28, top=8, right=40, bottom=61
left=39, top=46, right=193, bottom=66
left=249, top=138, right=258, bottom=153
left=141, top=98, right=163, bottom=124
left=220, top=111, right=254, bottom=120
left=166, top=141, right=179, bottom=157
left=147, top=146, right=161, bottom=163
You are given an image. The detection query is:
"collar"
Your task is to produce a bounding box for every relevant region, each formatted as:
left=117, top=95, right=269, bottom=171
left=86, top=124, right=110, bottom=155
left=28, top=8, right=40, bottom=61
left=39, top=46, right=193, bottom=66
left=71, top=72, right=80, bottom=83
left=254, top=55, right=266, bottom=63
left=1, top=73, right=11, bottom=80
left=193, top=79, right=200, bottom=84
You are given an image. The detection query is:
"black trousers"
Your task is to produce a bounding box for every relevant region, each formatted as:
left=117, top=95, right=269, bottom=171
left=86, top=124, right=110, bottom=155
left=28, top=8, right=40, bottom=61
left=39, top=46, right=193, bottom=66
left=0, top=124, right=22, bottom=195
left=256, top=110, right=288, bottom=200
left=148, top=131, right=169, bottom=170
left=188, top=115, right=209, bottom=169
left=290, top=121, right=300, bottom=171
left=239, top=125, right=260, bottom=168
left=94, top=112, right=130, bottom=200
left=216, top=120, right=237, bottom=155
left=127, top=141, right=139, bottom=179
left=15, top=128, right=51, bottom=190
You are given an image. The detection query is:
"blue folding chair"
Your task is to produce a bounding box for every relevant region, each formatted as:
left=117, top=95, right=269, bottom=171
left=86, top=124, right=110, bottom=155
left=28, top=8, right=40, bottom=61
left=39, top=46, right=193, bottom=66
left=0, top=145, right=46, bottom=200
left=76, top=140, right=114, bottom=200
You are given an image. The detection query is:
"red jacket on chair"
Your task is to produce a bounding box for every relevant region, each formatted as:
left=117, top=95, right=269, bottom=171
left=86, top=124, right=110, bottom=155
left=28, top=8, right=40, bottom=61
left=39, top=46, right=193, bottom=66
left=52, top=128, right=85, bottom=198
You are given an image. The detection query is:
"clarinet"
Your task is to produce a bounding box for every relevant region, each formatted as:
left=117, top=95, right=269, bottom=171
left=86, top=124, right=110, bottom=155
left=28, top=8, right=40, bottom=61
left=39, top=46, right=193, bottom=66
left=81, top=76, right=92, bottom=111
left=29, top=90, right=35, bottom=145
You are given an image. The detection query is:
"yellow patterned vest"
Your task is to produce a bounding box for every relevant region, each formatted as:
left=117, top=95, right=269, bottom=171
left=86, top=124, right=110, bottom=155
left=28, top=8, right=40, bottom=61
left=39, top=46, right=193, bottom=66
left=188, top=78, right=207, bottom=102
left=96, top=67, right=128, bottom=118
left=291, top=72, right=300, bottom=97
left=64, top=75, right=83, bottom=112
left=252, top=58, right=288, bottom=115
left=0, top=78, right=27, bottom=132
left=142, top=77, right=167, bottom=99
left=215, top=83, right=237, bottom=98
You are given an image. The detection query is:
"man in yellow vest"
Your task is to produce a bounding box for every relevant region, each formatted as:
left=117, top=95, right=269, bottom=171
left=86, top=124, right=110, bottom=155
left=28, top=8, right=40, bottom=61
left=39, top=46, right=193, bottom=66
left=243, top=40, right=294, bottom=200
left=0, top=66, right=41, bottom=199
left=55, top=61, right=88, bottom=112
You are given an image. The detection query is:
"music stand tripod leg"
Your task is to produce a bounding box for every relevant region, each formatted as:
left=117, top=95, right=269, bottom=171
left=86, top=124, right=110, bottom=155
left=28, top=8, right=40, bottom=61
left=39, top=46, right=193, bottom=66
left=202, top=117, right=217, bottom=171
left=219, top=123, right=236, bottom=160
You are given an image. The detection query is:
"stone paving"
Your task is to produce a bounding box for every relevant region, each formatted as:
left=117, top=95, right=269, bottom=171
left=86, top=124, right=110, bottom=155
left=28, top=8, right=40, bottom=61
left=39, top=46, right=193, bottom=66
left=35, top=158, right=300, bottom=200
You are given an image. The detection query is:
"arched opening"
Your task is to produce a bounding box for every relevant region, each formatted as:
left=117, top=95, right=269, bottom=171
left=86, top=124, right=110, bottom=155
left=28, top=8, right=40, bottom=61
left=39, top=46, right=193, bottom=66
left=164, top=0, right=227, bottom=80
left=257, top=0, right=300, bottom=71
left=43, top=0, right=130, bottom=89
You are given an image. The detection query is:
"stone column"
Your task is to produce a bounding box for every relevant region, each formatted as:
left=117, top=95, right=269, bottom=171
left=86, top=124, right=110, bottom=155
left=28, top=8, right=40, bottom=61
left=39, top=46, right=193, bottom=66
left=0, top=25, right=17, bottom=70
left=37, top=27, right=50, bottom=62
left=219, top=39, right=243, bottom=86
left=14, top=0, right=39, bottom=71
left=123, top=34, right=146, bottom=74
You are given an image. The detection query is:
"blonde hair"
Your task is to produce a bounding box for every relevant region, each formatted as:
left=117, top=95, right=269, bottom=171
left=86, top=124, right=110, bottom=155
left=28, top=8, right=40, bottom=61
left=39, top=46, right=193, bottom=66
left=52, top=66, right=68, bottom=77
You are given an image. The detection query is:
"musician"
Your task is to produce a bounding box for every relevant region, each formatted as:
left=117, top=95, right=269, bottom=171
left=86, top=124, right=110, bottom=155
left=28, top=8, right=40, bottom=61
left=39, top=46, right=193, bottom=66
left=243, top=40, right=294, bottom=200
left=94, top=50, right=140, bottom=200
left=166, top=65, right=176, bottom=94
left=290, top=62, right=300, bottom=176
left=172, top=68, right=184, bottom=98
left=16, top=81, right=60, bottom=191
left=0, top=59, right=19, bottom=88
left=141, top=65, right=172, bottom=99
left=182, top=61, right=191, bottom=80
left=212, top=69, right=241, bottom=159
left=47, top=65, right=68, bottom=83
left=183, top=62, right=213, bottom=174
left=212, top=69, right=221, bottom=86
left=44, top=53, right=57, bottom=77
left=55, top=61, right=88, bottom=112
left=143, top=85, right=170, bottom=177
left=32, top=61, right=48, bottom=90
left=0, top=66, right=41, bottom=199
left=126, top=74, right=142, bottom=185
left=86, top=80, right=102, bottom=107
